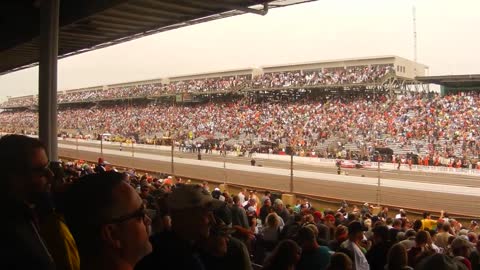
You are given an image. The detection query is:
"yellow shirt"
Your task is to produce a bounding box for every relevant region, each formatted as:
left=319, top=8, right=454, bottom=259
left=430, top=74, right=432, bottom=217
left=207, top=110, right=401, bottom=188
left=421, top=218, right=437, bottom=231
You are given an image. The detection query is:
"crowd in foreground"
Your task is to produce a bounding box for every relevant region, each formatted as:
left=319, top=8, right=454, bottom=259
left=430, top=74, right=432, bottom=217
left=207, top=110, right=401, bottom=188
left=1, top=134, right=479, bottom=270
left=0, top=64, right=393, bottom=108
left=1, top=90, right=480, bottom=167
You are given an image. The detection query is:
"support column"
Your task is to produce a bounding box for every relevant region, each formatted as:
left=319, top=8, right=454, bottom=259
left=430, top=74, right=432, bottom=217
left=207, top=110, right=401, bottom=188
left=39, top=0, right=60, bottom=160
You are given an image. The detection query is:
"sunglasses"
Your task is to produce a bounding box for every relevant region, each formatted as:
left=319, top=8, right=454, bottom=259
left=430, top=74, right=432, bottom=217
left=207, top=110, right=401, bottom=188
left=107, top=205, right=147, bottom=224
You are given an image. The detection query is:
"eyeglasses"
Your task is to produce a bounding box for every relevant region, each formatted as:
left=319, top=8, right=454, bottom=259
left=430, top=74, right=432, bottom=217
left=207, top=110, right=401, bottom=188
left=30, top=161, right=52, bottom=176
left=107, top=205, right=147, bottom=224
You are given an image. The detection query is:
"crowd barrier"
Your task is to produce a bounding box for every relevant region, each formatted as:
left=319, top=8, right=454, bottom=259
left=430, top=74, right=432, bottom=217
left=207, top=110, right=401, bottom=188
left=55, top=136, right=480, bottom=177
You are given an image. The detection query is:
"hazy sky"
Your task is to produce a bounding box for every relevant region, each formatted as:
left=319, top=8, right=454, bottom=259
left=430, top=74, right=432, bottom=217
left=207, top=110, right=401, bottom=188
left=1, top=0, right=479, bottom=100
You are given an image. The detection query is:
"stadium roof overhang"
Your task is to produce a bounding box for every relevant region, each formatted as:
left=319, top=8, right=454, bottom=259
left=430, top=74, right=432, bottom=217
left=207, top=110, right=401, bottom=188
left=416, top=74, right=480, bottom=88
left=0, top=0, right=315, bottom=76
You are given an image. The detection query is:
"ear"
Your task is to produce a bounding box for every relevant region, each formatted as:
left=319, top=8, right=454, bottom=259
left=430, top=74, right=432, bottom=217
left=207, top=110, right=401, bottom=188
left=101, top=224, right=122, bottom=249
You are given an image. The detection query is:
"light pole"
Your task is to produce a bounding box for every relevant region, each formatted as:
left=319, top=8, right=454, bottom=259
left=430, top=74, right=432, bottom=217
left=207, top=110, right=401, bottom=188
left=288, top=145, right=294, bottom=193
left=171, top=136, right=174, bottom=175
left=223, top=139, right=227, bottom=184
left=375, top=150, right=381, bottom=206
left=100, top=134, right=103, bottom=157
left=131, top=140, right=134, bottom=157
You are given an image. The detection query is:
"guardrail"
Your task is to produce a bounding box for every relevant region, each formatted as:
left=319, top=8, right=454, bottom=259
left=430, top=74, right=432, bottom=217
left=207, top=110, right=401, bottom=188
left=58, top=155, right=480, bottom=219
left=58, top=137, right=480, bottom=177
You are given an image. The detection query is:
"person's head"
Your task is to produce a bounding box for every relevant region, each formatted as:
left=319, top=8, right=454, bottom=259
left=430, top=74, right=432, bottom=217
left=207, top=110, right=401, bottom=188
left=468, top=232, right=478, bottom=244
left=386, top=243, right=409, bottom=270
left=264, top=198, right=272, bottom=207
left=348, top=221, right=365, bottom=243
left=167, top=184, right=223, bottom=241
left=263, top=240, right=301, bottom=270
left=415, top=230, right=431, bottom=247
left=304, top=214, right=315, bottom=224
left=203, top=221, right=234, bottom=257
left=413, top=219, right=423, bottom=231
left=372, top=225, right=389, bottom=244
left=0, top=134, right=52, bottom=201
left=327, top=252, right=353, bottom=270
left=63, top=172, right=151, bottom=267
left=423, top=212, right=431, bottom=219
left=442, top=222, right=451, bottom=233
left=451, top=236, right=473, bottom=258
left=140, top=185, right=150, bottom=196
left=233, top=195, right=241, bottom=206
left=297, top=226, right=318, bottom=248
left=274, top=198, right=284, bottom=210
left=325, top=214, right=335, bottom=225
left=266, top=212, right=280, bottom=229
left=392, top=218, right=402, bottom=229
left=335, top=225, right=348, bottom=243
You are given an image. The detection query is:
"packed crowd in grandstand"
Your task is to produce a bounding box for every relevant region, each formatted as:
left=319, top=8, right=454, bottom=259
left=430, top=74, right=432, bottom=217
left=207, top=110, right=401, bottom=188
left=2, top=134, right=479, bottom=270
left=0, top=64, right=392, bottom=108
left=1, top=89, right=480, bottom=167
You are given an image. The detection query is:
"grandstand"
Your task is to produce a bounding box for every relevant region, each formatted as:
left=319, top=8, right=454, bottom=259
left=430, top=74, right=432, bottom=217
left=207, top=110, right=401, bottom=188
left=416, top=74, right=480, bottom=95
left=0, top=55, right=427, bottom=108
left=2, top=55, right=479, bottom=170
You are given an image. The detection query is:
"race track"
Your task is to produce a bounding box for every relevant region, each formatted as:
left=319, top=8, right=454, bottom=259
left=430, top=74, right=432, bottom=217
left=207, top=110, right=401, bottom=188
left=58, top=140, right=480, bottom=217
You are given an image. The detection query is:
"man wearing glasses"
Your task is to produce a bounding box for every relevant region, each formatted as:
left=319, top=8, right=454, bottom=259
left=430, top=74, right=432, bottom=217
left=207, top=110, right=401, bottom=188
left=63, top=171, right=152, bottom=270
left=135, top=184, right=224, bottom=270
left=0, top=134, right=58, bottom=270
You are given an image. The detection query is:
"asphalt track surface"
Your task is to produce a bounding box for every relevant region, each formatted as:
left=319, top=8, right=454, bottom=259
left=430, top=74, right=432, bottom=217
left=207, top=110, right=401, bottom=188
left=58, top=140, right=480, bottom=217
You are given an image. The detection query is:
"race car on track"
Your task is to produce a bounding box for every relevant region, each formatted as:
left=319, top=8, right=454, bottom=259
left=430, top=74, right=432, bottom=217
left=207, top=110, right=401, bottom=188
left=336, top=160, right=372, bottom=169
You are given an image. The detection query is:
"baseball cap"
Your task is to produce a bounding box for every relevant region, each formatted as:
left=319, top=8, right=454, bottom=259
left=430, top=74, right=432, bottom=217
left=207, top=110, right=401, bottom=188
left=167, top=184, right=224, bottom=210
left=348, top=221, right=367, bottom=235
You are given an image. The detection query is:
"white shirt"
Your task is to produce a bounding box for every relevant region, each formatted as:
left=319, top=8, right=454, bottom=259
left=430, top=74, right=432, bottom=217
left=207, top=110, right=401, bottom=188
left=341, top=240, right=370, bottom=270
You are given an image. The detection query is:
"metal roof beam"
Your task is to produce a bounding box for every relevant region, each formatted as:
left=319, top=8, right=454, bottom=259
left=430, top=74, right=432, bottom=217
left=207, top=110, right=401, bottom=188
left=187, top=0, right=269, bottom=16
left=140, top=0, right=212, bottom=14
left=93, top=14, right=156, bottom=28
left=119, top=3, right=185, bottom=20
left=59, top=31, right=108, bottom=41
left=102, top=8, right=172, bottom=24
left=90, top=20, right=142, bottom=31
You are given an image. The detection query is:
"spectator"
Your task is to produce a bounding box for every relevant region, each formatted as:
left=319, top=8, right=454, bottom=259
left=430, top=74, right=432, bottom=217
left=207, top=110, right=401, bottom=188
left=261, top=212, right=282, bottom=251
left=259, top=198, right=273, bottom=225
left=231, top=195, right=250, bottom=229
left=399, top=230, right=416, bottom=250
left=296, top=226, right=331, bottom=270
left=451, top=236, right=474, bottom=270
left=340, top=221, right=370, bottom=270
left=416, top=253, right=469, bottom=270
left=384, top=243, right=412, bottom=270
left=436, top=223, right=454, bottom=249
left=327, top=252, right=353, bottom=270
left=407, top=230, right=435, bottom=268
left=366, top=225, right=391, bottom=270
left=274, top=199, right=291, bottom=223
left=0, top=134, right=78, bottom=270
left=199, top=220, right=253, bottom=270
left=262, top=239, right=301, bottom=270
left=139, top=185, right=155, bottom=209
left=135, top=184, right=223, bottom=270
left=64, top=172, right=151, bottom=270
left=422, top=210, right=443, bottom=231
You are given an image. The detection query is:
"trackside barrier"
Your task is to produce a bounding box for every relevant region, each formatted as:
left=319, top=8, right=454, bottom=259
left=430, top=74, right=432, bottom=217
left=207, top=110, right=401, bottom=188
left=58, top=155, right=480, bottom=219
left=4, top=134, right=479, bottom=177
